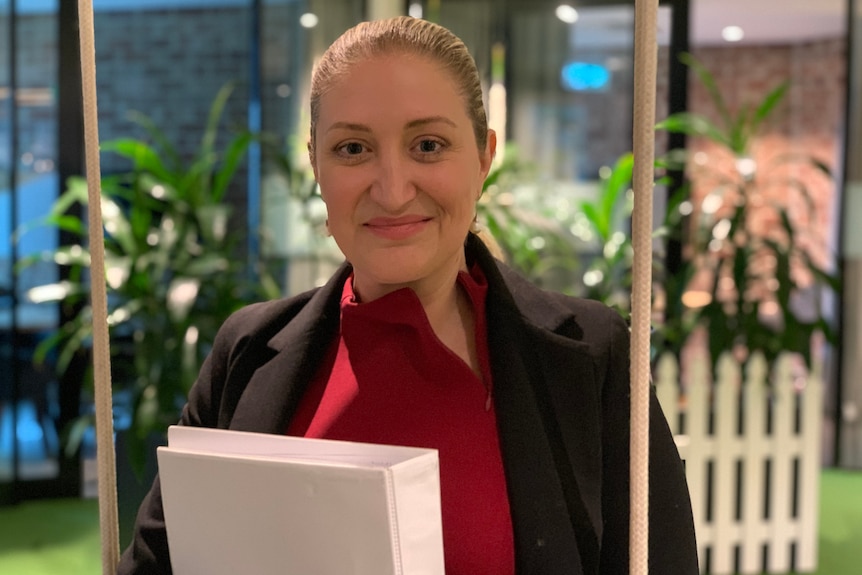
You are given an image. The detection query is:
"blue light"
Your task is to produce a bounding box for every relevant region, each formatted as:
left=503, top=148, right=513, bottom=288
left=561, top=62, right=611, bottom=92
left=0, top=400, right=51, bottom=462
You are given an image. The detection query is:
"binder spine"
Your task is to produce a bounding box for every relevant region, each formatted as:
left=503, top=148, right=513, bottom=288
left=384, top=470, right=405, bottom=575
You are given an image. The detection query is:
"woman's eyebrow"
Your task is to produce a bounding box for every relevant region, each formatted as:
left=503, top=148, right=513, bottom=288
left=325, top=117, right=457, bottom=134
left=405, top=116, right=458, bottom=130
left=326, top=121, right=371, bottom=133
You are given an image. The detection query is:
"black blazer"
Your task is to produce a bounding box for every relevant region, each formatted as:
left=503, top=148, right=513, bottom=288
left=118, top=234, right=698, bottom=574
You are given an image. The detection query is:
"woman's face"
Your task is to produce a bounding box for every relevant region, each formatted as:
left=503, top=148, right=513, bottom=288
left=312, top=52, right=495, bottom=301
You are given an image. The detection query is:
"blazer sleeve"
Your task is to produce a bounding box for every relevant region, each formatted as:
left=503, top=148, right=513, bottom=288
left=598, top=311, right=699, bottom=574
left=116, top=312, right=237, bottom=575
left=115, top=286, right=330, bottom=574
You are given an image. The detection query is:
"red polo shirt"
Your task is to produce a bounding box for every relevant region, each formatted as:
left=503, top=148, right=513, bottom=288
left=287, top=265, right=515, bottom=574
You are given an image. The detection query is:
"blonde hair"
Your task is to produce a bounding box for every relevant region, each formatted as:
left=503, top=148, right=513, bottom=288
left=308, top=16, right=488, bottom=163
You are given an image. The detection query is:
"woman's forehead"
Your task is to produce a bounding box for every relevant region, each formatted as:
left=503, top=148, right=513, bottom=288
left=317, top=54, right=465, bottom=124
left=338, top=50, right=451, bottom=85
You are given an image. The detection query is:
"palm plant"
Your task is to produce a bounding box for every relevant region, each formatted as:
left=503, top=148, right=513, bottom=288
left=22, top=84, right=280, bottom=473
left=573, top=153, right=636, bottom=314
left=477, top=147, right=583, bottom=293
left=654, top=53, right=839, bottom=368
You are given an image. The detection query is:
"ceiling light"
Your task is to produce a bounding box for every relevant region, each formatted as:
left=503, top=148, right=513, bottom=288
left=556, top=4, right=579, bottom=24
left=300, top=13, right=319, bottom=29
left=722, top=25, right=744, bottom=42
left=408, top=3, right=423, bottom=19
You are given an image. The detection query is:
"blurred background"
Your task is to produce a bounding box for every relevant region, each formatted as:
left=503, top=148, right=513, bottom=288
left=1, top=0, right=860, bottom=573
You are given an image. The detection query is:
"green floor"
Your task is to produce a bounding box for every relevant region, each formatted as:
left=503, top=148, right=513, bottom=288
left=0, top=498, right=101, bottom=574
left=0, top=470, right=860, bottom=574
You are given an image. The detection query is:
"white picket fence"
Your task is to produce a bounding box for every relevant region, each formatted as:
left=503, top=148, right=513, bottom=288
left=655, top=352, right=823, bottom=574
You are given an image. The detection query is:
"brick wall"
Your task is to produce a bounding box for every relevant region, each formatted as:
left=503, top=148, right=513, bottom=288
left=656, top=38, right=846, bottom=275
left=0, top=14, right=58, bottom=180
left=92, top=7, right=253, bottom=235
left=1, top=7, right=253, bottom=207
left=93, top=8, right=251, bottom=172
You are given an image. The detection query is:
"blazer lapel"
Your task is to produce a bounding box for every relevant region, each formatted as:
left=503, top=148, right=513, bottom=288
left=475, top=236, right=604, bottom=575
left=513, top=322, right=604, bottom=575
left=488, top=306, right=586, bottom=575
left=228, top=265, right=351, bottom=434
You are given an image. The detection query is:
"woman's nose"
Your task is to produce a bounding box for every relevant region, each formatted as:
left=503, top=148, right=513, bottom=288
left=369, top=153, right=417, bottom=211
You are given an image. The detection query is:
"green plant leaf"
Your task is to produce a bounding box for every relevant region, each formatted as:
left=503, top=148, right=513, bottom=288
left=184, top=253, right=230, bottom=277
left=102, top=139, right=173, bottom=182
left=56, top=316, right=94, bottom=377
left=578, top=202, right=605, bottom=240
left=679, top=52, right=733, bottom=131
left=751, top=81, right=789, bottom=133
left=656, top=113, right=730, bottom=147
left=126, top=109, right=181, bottom=171
left=729, top=103, right=752, bottom=155
left=195, top=204, right=232, bottom=244
left=45, top=214, right=87, bottom=235
left=200, top=82, right=237, bottom=158
left=770, top=153, right=832, bottom=177
left=137, top=173, right=179, bottom=202
left=764, top=238, right=793, bottom=308
left=100, top=196, right=138, bottom=255
left=63, top=413, right=96, bottom=458
left=50, top=177, right=91, bottom=216
left=212, top=131, right=254, bottom=202
left=50, top=245, right=92, bottom=267
left=601, top=153, right=634, bottom=223
left=802, top=253, right=841, bottom=293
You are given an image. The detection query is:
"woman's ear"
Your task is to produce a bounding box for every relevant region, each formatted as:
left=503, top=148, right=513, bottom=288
left=481, top=129, right=497, bottom=178
left=308, top=140, right=319, bottom=182
left=477, top=129, right=497, bottom=201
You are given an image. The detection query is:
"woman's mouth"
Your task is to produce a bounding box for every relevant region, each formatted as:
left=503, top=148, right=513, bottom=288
left=363, top=216, right=432, bottom=240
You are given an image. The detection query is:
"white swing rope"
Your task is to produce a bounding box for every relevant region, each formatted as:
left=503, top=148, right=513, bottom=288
left=630, top=1, right=660, bottom=574
left=77, top=1, right=120, bottom=573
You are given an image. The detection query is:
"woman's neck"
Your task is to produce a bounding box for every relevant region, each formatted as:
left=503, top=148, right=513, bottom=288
left=352, top=264, right=480, bottom=375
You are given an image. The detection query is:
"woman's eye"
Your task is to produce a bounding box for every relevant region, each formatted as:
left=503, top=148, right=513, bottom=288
left=418, top=139, right=442, bottom=153
left=340, top=142, right=364, bottom=155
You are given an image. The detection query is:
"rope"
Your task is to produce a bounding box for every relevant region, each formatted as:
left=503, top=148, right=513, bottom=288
left=630, top=1, right=659, bottom=574
left=77, top=1, right=120, bottom=572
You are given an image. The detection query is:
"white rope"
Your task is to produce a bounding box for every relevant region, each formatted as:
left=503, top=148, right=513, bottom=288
left=630, top=1, right=659, bottom=574
left=77, top=1, right=120, bottom=572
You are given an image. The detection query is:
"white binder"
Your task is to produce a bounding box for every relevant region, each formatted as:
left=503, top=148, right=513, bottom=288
left=157, top=425, right=445, bottom=575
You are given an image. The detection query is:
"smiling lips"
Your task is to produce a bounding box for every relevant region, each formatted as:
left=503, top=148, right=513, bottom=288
left=364, top=216, right=432, bottom=240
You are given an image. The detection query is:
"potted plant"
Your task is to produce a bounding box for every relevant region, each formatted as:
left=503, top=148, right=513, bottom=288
left=653, top=53, right=839, bottom=368
left=22, top=84, right=280, bottom=476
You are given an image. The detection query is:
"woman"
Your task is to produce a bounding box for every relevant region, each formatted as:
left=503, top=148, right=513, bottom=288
left=119, top=16, right=697, bottom=575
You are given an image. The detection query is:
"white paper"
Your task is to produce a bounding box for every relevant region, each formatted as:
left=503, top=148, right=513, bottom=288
left=157, top=426, right=445, bottom=575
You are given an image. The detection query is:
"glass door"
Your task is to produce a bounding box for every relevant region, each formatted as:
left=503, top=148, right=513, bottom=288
left=0, top=0, right=12, bottom=493
left=0, top=0, right=63, bottom=503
